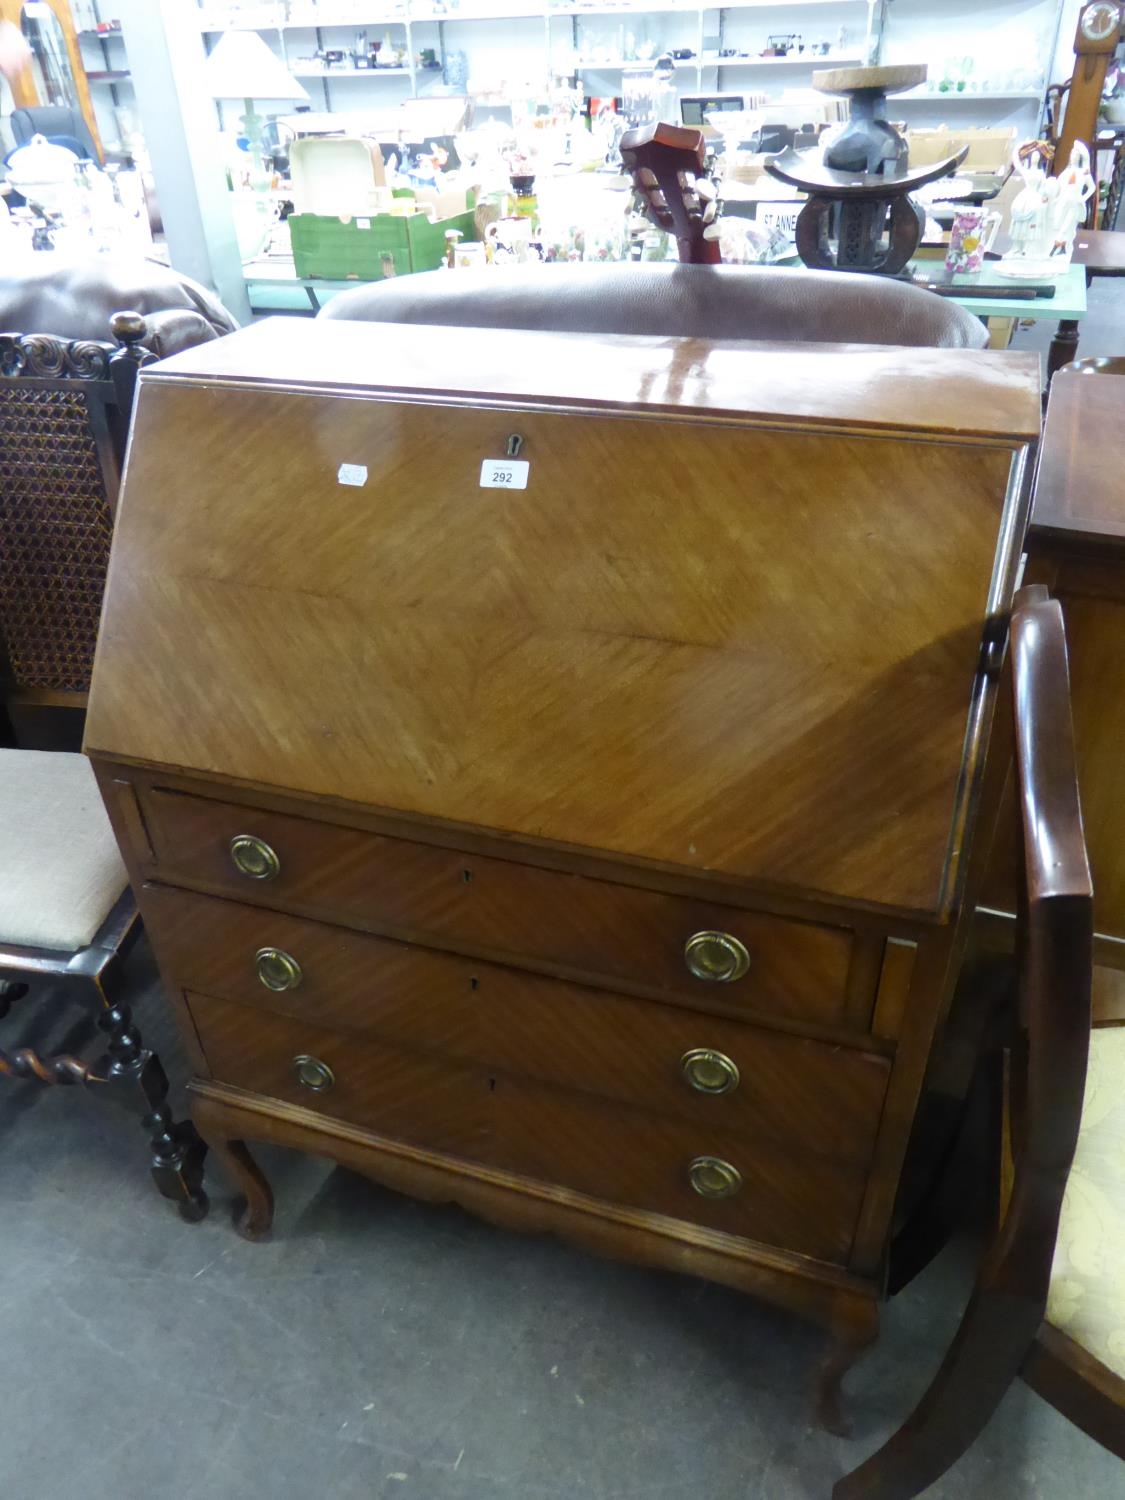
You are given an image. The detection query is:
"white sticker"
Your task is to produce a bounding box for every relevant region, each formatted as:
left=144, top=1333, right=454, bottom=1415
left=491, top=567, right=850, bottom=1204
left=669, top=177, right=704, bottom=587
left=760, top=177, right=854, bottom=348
left=337, top=463, right=368, bottom=487
left=480, top=459, right=529, bottom=490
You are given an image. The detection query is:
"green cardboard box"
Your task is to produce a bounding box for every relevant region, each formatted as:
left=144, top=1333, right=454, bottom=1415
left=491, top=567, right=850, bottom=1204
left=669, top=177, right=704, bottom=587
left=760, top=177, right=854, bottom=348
left=289, top=208, right=479, bottom=281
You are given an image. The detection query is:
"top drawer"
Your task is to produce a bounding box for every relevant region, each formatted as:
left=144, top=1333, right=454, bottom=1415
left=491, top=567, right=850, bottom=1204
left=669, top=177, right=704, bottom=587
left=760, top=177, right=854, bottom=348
left=139, top=787, right=857, bottom=1028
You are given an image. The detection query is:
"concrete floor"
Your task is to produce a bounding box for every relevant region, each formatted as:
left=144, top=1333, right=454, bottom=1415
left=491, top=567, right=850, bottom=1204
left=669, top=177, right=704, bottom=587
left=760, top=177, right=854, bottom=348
left=2, top=936, right=1122, bottom=1500
left=5, top=284, right=1125, bottom=1500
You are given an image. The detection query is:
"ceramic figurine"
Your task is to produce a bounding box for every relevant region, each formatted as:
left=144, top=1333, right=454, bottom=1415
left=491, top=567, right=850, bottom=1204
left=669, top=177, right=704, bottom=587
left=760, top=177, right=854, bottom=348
left=1049, top=141, right=1096, bottom=261
left=998, top=140, right=1059, bottom=277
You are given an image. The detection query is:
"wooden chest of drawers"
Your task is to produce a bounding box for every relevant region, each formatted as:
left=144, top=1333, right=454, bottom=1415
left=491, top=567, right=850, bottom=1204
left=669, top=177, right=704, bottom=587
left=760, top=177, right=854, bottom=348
left=85, top=319, right=1040, bottom=1415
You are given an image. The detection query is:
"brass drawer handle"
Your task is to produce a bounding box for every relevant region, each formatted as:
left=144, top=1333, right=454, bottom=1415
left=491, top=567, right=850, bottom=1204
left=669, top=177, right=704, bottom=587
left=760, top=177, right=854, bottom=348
left=684, top=931, right=750, bottom=983
left=230, top=834, right=280, bottom=881
left=681, top=1048, right=740, bottom=1096
left=293, top=1054, right=334, bottom=1092
left=688, top=1156, right=743, bottom=1200
left=255, top=946, right=302, bottom=991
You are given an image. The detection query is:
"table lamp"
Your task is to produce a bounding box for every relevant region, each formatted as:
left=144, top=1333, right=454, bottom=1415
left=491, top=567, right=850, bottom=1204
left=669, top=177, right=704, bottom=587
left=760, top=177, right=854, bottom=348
left=205, top=30, right=309, bottom=181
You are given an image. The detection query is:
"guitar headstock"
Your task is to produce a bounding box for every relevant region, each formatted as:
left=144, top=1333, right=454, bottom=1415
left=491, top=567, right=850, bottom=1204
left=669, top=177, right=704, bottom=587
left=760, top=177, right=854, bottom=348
left=620, top=122, right=722, bottom=265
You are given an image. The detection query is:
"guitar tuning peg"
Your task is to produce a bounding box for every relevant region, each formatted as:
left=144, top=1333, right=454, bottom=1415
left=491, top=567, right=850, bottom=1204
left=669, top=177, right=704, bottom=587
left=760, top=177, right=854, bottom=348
left=702, top=222, right=723, bottom=242
left=696, top=179, right=718, bottom=202
left=702, top=200, right=718, bottom=224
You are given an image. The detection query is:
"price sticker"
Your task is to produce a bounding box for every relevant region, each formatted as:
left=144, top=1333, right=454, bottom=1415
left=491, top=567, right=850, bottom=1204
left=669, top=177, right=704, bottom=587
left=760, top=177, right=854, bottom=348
left=480, top=459, right=529, bottom=490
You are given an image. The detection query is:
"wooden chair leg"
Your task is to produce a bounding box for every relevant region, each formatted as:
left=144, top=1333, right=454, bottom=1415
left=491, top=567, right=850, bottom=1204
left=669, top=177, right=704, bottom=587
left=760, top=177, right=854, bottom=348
left=832, top=1285, right=1041, bottom=1500
left=93, top=973, right=209, bottom=1223
left=0, top=979, right=29, bottom=1020
left=0, top=1045, right=109, bottom=1085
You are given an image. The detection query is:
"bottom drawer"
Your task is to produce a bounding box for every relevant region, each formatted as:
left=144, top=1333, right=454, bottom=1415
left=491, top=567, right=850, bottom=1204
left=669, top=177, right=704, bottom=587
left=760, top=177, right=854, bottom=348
left=495, top=1082, right=867, bottom=1265
left=187, top=992, right=492, bottom=1161
left=189, top=992, right=866, bottom=1265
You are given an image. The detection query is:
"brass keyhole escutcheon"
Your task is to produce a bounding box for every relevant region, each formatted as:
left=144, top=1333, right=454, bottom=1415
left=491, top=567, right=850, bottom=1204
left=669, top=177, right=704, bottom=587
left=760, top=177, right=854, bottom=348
left=293, top=1054, right=334, bottom=1092
left=255, top=946, right=302, bottom=991
left=230, top=834, right=280, bottom=881
left=683, top=931, right=751, bottom=983
left=688, top=1156, right=743, bottom=1200
left=681, top=1048, right=740, bottom=1095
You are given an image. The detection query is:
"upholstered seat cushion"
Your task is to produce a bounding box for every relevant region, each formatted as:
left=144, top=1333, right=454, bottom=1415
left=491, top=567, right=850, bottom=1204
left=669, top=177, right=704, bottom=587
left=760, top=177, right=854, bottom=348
left=0, top=751, right=127, bottom=950
left=1047, top=1027, right=1125, bottom=1380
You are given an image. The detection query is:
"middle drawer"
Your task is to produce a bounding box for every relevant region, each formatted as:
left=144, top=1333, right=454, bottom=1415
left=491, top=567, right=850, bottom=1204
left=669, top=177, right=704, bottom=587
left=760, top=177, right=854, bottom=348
left=144, top=884, right=890, bottom=1170
left=139, top=786, right=855, bottom=1028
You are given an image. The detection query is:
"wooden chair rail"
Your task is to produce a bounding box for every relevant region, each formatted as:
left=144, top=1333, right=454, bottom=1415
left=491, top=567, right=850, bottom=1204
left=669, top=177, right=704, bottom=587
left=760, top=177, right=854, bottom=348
left=834, top=586, right=1095, bottom=1500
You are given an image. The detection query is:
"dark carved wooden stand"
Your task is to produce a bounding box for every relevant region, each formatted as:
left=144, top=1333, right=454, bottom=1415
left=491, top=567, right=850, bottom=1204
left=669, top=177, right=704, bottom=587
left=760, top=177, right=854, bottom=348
left=767, top=65, right=966, bottom=275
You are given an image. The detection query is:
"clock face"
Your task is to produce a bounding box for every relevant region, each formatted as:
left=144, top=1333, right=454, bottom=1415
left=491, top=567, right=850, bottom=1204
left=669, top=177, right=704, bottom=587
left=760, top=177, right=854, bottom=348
left=1081, top=1, right=1121, bottom=42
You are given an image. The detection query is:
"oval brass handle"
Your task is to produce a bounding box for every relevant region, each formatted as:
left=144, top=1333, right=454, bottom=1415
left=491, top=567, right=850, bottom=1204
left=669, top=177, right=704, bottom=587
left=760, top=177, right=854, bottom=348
left=688, top=1155, right=743, bottom=1200
left=681, top=1048, right=740, bottom=1096
left=255, top=946, right=302, bottom=991
left=230, top=834, right=280, bottom=881
left=293, top=1054, right=334, bottom=1092
left=683, top=931, right=750, bottom=983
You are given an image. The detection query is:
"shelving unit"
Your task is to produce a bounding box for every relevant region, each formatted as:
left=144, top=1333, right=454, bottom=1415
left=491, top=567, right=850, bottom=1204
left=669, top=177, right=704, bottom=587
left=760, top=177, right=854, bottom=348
left=878, top=0, right=1067, bottom=133
left=193, top=0, right=1066, bottom=132
left=75, top=13, right=136, bottom=154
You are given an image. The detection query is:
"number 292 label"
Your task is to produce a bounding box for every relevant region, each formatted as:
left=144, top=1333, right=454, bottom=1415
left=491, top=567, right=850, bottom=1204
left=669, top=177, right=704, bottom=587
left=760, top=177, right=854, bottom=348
left=480, top=459, right=530, bottom=490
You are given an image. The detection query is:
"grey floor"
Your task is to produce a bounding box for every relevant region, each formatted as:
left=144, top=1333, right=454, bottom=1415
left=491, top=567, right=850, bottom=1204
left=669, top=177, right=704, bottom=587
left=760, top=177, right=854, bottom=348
left=6, top=288, right=1125, bottom=1500
left=3, top=936, right=1123, bottom=1500
left=1009, top=269, right=1123, bottom=369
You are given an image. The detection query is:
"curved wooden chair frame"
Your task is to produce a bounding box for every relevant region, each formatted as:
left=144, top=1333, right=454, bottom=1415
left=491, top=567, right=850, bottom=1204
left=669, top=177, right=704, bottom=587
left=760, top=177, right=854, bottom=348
left=835, top=585, right=1115, bottom=1499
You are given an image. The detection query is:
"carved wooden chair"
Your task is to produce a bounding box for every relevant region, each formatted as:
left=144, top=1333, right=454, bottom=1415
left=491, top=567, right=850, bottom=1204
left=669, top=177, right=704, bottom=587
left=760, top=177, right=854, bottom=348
left=835, top=585, right=1124, bottom=1498
left=0, top=748, right=208, bottom=1219
left=0, top=319, right=208, bottom=1221
left=0, top=314, right=149, bottom=737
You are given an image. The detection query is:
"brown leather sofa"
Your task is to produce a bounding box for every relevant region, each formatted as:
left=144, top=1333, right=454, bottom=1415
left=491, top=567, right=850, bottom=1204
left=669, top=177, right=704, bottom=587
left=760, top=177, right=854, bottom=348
left=0, top=257, right=238, bottom=356
left=317, top=262, right=989, bottom=349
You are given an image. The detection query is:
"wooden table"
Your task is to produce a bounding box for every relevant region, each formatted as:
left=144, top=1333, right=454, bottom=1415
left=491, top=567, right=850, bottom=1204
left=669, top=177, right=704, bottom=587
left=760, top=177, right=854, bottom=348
left=242, top=258, right=361, bottom=315
left=918, top=261, right=1092, bottom=357
left=983, top=367, right=1125, bottom=1025
left=1047, top=230, right=1125, bottom=378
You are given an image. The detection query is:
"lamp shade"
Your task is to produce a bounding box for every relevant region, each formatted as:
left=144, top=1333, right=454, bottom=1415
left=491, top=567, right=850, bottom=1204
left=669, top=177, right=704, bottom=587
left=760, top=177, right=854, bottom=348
left=205, top=30, right=310, bottom=102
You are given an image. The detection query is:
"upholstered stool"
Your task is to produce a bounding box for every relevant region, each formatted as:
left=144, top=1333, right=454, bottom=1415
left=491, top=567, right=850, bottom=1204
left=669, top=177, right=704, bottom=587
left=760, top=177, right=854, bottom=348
left=0, top=750, right=208, bottom=1220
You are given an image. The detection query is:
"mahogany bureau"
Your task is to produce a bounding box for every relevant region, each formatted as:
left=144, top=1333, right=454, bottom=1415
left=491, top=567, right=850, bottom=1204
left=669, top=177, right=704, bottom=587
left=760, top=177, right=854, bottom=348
left=84, top=319, right=1041, bottom=1418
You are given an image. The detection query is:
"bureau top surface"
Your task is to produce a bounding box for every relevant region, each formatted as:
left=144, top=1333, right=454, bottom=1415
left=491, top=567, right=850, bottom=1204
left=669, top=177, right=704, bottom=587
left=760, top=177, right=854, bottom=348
left=87, top=321, right=1033, bottom=918
left=143, top=317, right=1041, bottom=441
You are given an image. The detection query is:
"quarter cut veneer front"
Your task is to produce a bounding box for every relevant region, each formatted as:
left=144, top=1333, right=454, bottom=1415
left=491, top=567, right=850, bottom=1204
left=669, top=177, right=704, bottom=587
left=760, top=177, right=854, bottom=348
left=138, top=786, right=855, bottom=1027
left=142, top=882, right=890, bottom=1166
